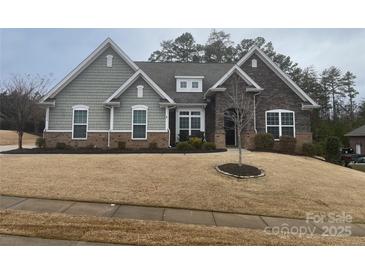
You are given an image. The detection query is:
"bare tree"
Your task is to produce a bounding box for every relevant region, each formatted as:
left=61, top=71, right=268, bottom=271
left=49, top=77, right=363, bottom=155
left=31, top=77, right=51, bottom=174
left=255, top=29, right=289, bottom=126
left=222, top=74, right=258, bottom=166
left=2, top=75, right=49, bottom=148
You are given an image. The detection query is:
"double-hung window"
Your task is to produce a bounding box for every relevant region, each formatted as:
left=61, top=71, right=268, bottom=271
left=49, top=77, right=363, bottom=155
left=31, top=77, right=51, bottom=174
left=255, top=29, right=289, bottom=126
left=266, top=109, right=295, bottom=139
left=132, top=105, right=147, bottom=139
left=72, top=105, right=88, bottom=139
left=178, top=110, right=201, bottom=140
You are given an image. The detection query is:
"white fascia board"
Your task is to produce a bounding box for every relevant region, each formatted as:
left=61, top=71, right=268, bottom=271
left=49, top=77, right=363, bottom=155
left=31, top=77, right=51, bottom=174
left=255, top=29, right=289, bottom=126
left=174, top=76, right=205, bottom=79
left=40, top=38, right=139, bottom=103
left=105, top=70, right=175, bottom=104
left=237, top=46, right=319, bottom=107
left=210, top=65, right=262, bottom=90
left=38, top=100, right=55, bottom=107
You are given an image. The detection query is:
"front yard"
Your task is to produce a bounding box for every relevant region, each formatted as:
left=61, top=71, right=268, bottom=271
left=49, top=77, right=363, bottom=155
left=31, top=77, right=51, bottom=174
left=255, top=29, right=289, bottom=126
left=1, top=150, right=365, bottom=222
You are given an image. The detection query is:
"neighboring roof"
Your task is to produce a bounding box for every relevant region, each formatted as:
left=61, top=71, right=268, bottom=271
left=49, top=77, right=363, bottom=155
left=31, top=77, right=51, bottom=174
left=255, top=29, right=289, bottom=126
left=40, top=38, right=139, bottom=103
left=345, top=125, right=365, bottom=137
left=105, top=69, right=174, bottom=104
left=136, top=62, right=234, bottom=103
left=237, top=46, right=320, bottom=108
left=210, top=65, right=263, bottom=90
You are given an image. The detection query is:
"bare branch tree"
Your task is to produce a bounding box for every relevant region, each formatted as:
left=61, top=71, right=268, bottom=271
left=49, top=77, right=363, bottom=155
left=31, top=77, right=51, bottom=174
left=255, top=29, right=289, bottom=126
left=222, top=74, right=258, bottom=166
left=1, top=74, right=49, bottom=148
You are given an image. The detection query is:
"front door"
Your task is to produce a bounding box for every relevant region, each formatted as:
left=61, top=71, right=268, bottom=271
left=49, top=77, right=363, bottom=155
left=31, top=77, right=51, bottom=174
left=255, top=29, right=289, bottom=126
left=224, top=113, right=236, bottom=146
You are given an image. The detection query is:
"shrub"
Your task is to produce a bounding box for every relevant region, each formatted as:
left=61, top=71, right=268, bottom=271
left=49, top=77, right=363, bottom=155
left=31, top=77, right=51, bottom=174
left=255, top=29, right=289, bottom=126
left=56, top=142, right=67, bottom=149
left=179, top=131, right=189, bottom=142
left=302, top=143, right=315, bottom=157
left=202, top=142, right=216, bottom=150
left=279, top=136, right=297, bottom=154
left=188, top=137, right=203, bottom=149
left=35, top=137, right=46, bottom=148
left=313, top=142, right=325, bottom=157
left=325, top=136, right=341, bottom=163
left=118, top=141, right=126, bottom=149
left=176, top=141, right=194, bottom=151
left=149, top=142, right=158, bottom=149
left=254, top=133, right=274, bottom=150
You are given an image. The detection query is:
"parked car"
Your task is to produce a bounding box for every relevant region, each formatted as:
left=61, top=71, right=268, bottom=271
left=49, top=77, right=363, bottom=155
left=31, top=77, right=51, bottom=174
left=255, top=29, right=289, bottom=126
left=340, top=147, right=358, bottom=166
left=348, top=157, right=365, bottom=172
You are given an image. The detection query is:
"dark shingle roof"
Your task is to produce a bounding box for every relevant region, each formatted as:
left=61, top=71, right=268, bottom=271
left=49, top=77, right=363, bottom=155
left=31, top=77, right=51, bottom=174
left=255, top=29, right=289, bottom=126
left=345, top=125, right=365, bottom=137
left=135, top=62, right=234, bottom=103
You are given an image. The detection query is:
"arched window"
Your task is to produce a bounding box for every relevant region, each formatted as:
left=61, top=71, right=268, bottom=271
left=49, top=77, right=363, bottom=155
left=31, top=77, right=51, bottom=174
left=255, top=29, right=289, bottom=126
left=265, top=109, right=295, bottom=140
left=132, top=105, right=148, bottom=140
left=251, top=58, right=257, bottom=68
left=72, top=105, right=89, bottom=139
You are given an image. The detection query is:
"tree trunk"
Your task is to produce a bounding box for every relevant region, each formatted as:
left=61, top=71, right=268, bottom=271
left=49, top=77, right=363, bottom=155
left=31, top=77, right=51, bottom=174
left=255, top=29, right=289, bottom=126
left=332, top=92, right=336, bottom=120
left=18, top=131, right=23, bottom=149
left=238, top=130, right=242, bottom=167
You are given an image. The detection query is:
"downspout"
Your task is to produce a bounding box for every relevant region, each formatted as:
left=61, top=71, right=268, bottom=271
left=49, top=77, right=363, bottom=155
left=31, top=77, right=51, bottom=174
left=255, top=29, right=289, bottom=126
left=253, top=93, right=260, bottom=134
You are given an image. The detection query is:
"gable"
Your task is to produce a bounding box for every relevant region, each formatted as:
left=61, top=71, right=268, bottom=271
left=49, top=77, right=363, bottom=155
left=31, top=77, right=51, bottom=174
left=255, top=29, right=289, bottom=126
left=237, top=47, right=319, bottom=107
left=105, top=70, right=174, bottom=104
left=40, top=38, right=138, bottom=103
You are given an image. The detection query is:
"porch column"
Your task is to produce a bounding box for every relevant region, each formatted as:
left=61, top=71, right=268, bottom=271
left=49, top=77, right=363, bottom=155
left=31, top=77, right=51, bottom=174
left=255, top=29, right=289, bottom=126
left=214, top=93, right=226, bottom=148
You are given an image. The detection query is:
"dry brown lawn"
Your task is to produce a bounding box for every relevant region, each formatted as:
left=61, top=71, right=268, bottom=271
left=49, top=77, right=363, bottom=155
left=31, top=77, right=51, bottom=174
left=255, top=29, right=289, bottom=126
left=0, top=130, right=38, bottom=145
left=1, top=210, right=364, bottom=245
left=1, top=150, right=365, bottom=222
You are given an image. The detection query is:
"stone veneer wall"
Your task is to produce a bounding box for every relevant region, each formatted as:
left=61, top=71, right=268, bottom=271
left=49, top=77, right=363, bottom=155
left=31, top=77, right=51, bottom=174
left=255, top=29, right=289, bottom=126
left=44, top=132, right=169, bottom=149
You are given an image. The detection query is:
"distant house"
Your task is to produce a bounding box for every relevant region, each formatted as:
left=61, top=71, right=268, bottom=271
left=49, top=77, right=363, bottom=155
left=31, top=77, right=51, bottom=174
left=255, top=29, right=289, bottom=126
left=345, top=125, right=365, bottom=154
left=39, top=38, right=319, bottom=149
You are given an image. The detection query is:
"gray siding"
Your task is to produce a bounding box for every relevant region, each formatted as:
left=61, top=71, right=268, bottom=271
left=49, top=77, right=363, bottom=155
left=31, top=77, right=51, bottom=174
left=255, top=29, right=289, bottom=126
left=113, top=78, right=166, bottom=131
left=48, top=47, right=135, bottom=130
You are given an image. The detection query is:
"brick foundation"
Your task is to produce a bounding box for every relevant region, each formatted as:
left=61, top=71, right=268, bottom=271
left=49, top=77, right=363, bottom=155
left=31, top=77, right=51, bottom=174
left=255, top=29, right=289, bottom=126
left=44, top=131, right=169, bottom=149
left=44, top=132, right=108, bottom=148
left=110, top=132, right=169, bottom=149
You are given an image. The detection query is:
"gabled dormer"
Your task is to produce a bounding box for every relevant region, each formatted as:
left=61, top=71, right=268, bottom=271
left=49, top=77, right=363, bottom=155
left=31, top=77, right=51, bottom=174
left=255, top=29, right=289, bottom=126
left=175, top=76, right=204, bottom=92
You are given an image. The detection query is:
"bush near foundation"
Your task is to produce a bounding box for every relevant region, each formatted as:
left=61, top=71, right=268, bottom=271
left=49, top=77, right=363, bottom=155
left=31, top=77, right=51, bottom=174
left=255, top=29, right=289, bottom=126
left=254, top=133, right=274, bottom=150
left=188, top=137, right=203, bottom=149
left=202, top=142, right=216, bottom=150
left=302, top=143, right=315, bottom=157
left=278, top=136, right=297, bottom=154
left=35, top=137, right=46, bottom=148
left=56, top=142, right=67, bottom=149
left=176, top=141, right=194, bottom=151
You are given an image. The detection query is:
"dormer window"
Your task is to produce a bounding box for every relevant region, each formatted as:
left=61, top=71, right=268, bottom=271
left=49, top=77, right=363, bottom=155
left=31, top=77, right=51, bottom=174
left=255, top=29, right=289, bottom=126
left=180, top=81, right=187, bottom=89
left=252, top=59, right=257, bottom=68
left=175, top=76, right=204, bottom=92
left=106, top=55, right=113, bottom=67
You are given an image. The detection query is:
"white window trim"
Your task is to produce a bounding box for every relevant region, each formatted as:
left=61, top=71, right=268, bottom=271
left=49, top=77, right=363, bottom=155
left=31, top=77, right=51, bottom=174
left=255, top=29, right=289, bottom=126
left=176, top=108, right=205, bottom=142
left=176, top=78, right=203, bottom=92
left=131, top=105, right=148, bottom=140
left=72, top=105, right=89, bottom=140
left=265, top=109, right=295, bottom=140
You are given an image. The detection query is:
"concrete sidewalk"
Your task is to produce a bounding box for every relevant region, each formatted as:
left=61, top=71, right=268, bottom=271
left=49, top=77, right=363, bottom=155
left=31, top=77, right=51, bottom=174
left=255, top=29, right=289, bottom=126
left=1, top=194, right=365, bottom=238
left=0, top=234, right=114, bottom=246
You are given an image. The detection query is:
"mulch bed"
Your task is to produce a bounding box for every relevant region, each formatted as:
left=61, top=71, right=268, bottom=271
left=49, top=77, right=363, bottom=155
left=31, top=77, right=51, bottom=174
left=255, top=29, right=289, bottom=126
left=216, top=163, right=264, bottom=178
left=2, top=148, right=227, bottom=154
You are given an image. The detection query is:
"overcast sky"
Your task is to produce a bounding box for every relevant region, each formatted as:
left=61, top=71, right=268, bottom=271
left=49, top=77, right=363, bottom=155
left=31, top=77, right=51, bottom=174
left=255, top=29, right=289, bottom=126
left=1, top=28, right=364, bottom=100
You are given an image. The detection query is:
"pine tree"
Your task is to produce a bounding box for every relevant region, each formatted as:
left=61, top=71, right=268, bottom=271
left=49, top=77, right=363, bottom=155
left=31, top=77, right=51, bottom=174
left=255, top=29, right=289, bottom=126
left=320, top=67, right=345, bottom=120
left=340, top=71, right=358, bottom=120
